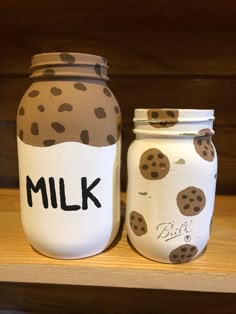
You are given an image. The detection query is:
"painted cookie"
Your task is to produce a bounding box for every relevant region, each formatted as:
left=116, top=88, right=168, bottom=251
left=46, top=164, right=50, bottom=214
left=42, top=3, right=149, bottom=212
left=130, top=211, right=147, bottom=236
left=194, top=128, right=215, bottom=162
left=177, top=186, right=206, bottom=216
left=169, top=244, right=198, bottom=263
left=147, top=109, right=179, bottom=128
left=139, top=148, right=170, bottom=180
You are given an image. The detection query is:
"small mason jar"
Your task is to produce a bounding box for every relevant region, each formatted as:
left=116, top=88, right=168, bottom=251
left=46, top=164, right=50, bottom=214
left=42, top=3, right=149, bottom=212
left=17, top=52, right=121, bottom=259
left=126, top=108, right=217, bottom=263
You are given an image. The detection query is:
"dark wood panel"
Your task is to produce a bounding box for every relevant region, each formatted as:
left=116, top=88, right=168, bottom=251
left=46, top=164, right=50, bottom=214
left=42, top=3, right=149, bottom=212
left=1, top=31, right=236, bottom=75
left=1, top=122, right=235, bottom=194
left=0, top=282, right=236, bottom=313
left=0, top=123, right=18, bottom=187
left=1, top=0, right=236, bottom=30
left=1, top=77, right=236, bottom=122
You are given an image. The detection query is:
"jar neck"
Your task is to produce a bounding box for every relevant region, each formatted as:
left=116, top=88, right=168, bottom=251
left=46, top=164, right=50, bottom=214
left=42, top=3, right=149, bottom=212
left=133, top=109, right=215, bottom=139
left=30, top=52, right=109, bottom=81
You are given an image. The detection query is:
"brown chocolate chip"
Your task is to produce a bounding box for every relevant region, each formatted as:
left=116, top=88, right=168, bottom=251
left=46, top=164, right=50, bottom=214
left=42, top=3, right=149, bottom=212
left=107, top=135, right=115, bottom=145
left=43, top=69, right=55, bottom=78
left=50, top=87, right=62, bottom=96
left=59, top=53, right=76, bottom=64
left=31, top=122, right=39, bottom=135
left=19, top=107, right=25, bottom=116
left=19, top=129, right=23, bottom=140
left=94, top=107, right=106, bottom=119
left=151, top=111, right=159, bottom=119
left=43, top=139, right=56, bottom=146
left=151, top=172, right=159, bottom=178
left=58, top=103, right=73, bottom=112
left=95, top=63, right=102, bottom=76
left=51, top=122, right=65, bottom=133
left=80, top=130, right=89, bottom=144
left=103, top=87, right=112, bottom=97
left=28, top=90, right=40, bottom=97
left=37, top=105, right=45, bottom=112
left=114, top=106, right=120, bottom=114
left=166, top=110, right=176, bottom=118
left=74, top=83, right=87, bottom=91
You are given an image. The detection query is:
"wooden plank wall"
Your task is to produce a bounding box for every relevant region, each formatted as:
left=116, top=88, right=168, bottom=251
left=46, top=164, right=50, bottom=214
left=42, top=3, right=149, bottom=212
left=1, top=0, right=236, bottom=194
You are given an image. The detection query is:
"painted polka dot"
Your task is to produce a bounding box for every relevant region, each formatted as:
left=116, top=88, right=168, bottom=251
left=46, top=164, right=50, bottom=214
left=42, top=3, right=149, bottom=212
left=37, top=105, right=45, bottom=112
left=28, top=90, right=40, bottom=97
left=94, top=107, right=106, bottom=119
left=107, top=135, right=115, bottom=145
left=58, top=103, right=73, bottom=112
left=59, top=53, right=76, bottom=64
left=31, top=122, right=39, bottom=135
left=50, top=87, right=62, bottom=96
left=51, top=122, right=65, bottom=133
left=80, top=130, right=89, bottom=144
left=95, top=63, right=102, bottom=76
left=102, top=57, right=107, bottom=63
left=74, top=83, right=87, bottom=91
left=43, top=139, right=56, bottom=146
left=103, top=87, right=112, bottom=97
left=43, top=69, right=55, bottom=78
left=19, top=107, right=25, bottom=116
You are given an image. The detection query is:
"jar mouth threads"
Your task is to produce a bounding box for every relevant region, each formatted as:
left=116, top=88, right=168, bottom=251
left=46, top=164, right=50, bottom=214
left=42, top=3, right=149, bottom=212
left=133, top=108, right=215, bottom=137
left=30, top=52, right=109, bottom=80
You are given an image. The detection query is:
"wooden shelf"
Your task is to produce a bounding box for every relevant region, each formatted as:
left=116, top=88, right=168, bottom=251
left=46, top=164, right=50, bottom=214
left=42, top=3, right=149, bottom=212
left=0, top=189, right=235, bottom=293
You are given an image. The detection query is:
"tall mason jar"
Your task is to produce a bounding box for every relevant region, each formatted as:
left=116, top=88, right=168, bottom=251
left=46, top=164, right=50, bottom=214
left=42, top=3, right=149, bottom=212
left=126, top=108, right=217, bottom=263
left=16, top=52, right=121, bottom=259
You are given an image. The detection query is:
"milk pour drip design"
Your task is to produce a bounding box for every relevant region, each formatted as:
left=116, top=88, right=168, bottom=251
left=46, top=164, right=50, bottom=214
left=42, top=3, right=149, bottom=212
left=17, top=52, right=121, bottom=259
left=126, top=108, right=217, bottom=263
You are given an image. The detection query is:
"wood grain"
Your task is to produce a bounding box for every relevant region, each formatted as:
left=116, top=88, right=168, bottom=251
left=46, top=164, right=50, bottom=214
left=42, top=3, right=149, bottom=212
left=2, top=77, right=236, bottom=122
left=0, top=189, right=235, bottom=293
left=1, top=0, right=236, bottom=31
left=2, top=31, right=236, bottom=75
left=0, top=282, right=236, bottom=314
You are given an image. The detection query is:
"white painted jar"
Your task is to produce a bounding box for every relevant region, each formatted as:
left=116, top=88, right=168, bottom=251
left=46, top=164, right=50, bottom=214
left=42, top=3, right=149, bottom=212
left=126, top=108, right=217, bottom=263
left=17, top=52, right=121, bottom=259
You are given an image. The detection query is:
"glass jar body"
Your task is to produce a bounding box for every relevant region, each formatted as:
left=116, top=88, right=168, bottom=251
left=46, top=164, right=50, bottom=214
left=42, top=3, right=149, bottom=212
left=17, top=53, right=121, bottom=259
left=126, top=109, right=217, bottom=263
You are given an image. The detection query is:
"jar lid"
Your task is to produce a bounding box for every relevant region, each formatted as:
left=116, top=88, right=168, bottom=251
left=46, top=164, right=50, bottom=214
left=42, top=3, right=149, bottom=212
left=30, top=52, right=109, bottom=80
left=133, top=108, right=215, bottom=137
